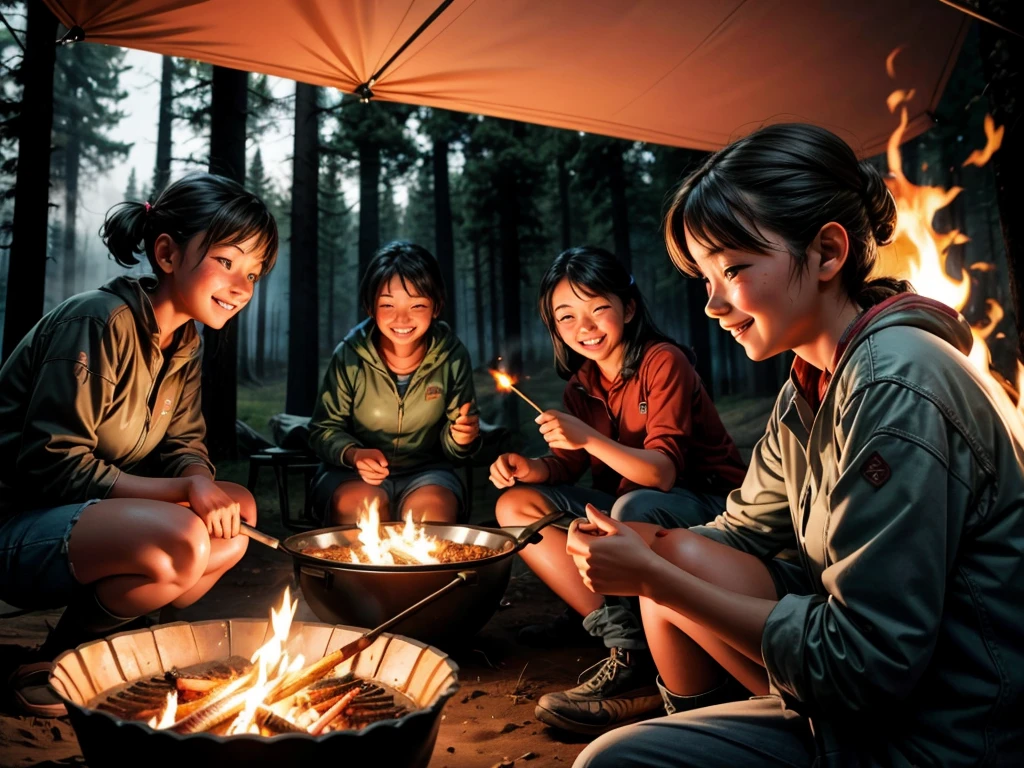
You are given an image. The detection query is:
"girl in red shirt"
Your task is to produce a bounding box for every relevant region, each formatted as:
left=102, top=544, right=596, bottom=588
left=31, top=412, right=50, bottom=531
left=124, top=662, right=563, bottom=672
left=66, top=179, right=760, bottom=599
left=491, top=246, right=746, bottom=736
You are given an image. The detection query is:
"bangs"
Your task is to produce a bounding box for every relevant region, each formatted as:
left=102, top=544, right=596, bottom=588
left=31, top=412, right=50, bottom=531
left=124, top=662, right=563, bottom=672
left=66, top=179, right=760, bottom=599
left=379, top=268, right=437, bottom=303
left=197, top=195, right=279, bottom=277
left=666, top=170, right=774, bottom=277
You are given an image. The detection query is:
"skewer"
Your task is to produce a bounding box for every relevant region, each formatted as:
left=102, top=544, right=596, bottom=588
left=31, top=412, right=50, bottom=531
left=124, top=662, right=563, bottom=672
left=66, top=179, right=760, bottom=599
left=506, top=384, right=544, bottom=415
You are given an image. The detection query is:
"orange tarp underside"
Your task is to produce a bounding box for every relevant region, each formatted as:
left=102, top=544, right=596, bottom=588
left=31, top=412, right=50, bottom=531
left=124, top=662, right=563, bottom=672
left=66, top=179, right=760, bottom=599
left=42, top=0, right=968, bottom=155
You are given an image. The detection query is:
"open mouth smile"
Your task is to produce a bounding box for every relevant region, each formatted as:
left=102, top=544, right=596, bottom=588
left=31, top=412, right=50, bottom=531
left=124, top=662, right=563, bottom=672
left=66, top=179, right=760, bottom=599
left=213, top=298, right=236, bottom=311
left=390, top=327, right=415, bottom=336
left=578, top=335, right=606, bottom=349
left=724, top=319, right=754, bottom=339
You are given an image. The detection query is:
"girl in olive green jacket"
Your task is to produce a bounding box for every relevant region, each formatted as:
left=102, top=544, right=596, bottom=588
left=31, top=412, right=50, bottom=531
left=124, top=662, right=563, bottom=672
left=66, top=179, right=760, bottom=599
left=570, top=124, right=1024, bottom=768
left=0, top=173, right=278, bottom=716
left=308, top=241, right=480, bottom=525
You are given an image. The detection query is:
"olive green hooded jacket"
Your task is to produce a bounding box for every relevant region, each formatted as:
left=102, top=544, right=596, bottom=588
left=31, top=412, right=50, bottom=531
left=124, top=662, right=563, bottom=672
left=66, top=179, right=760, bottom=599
left=0, top=276, right=213, bottom=523
left=308, top=318, right=480, bottom=471
left=694, top=295, right=1024, bottom=766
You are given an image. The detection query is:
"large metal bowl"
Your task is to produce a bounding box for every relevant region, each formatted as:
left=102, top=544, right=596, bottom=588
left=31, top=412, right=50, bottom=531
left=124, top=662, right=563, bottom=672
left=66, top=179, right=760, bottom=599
left=49, top=619, right=459, bottom=767
left=281, top=512, right=564, bottom=646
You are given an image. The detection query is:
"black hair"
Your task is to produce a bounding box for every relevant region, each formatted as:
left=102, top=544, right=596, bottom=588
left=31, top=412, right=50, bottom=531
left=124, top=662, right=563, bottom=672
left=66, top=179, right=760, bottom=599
left=665, top=123, right=912, bottom=307
left=359, top=241, right=447, bottom=317
left=100, top=171, right=279, bottom=277
left=539, top=246, right=674, bottom=380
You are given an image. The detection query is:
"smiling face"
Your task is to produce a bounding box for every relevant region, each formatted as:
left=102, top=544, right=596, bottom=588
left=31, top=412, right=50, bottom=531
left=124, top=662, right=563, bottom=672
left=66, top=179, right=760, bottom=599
left=688, top=227, right=826, bottom=362
left=550, top=277, right=635, bottom=374
left=158, top=232, right=263, bottom=329
left=373, top=276, right=436, bottom=352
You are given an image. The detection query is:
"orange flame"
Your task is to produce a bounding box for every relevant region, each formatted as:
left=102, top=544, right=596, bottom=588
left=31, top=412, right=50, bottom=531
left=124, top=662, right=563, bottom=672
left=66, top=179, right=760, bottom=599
left=350, top=498, right=440, bottom=565
left=962, top=114, right=1005, bottom=168
left=877, top=85, right=1023, bottom=429
left=147, top=690, right=178, bottom=730
left=489, top=369, right=515, bottom=391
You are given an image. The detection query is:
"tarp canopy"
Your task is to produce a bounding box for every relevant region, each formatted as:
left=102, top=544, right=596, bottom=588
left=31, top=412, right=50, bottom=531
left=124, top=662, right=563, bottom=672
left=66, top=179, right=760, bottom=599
left=42, top=0, right=969, bottom=156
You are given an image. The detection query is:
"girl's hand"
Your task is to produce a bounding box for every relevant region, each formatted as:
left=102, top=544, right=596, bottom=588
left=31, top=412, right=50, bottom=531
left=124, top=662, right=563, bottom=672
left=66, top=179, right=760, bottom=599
left=450, top=403, right=480, bottom=446
left=489, top=452, right=536, bottom=488
left=536, top=410, right=596, bottom=451
left=352, top=448, right=390, bottom=486
left=187, top=476, right=241, bottom=539
left=566, top=504, right=659, bottom=596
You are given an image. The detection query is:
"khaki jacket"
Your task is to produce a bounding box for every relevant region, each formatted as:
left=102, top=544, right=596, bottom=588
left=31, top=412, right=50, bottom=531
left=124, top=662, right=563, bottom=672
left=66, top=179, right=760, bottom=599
left=694, top=296, right=1024, bottom=766
left=0, top=276, right=213, bottom=522
left=308, top=318, right=479, bottom=471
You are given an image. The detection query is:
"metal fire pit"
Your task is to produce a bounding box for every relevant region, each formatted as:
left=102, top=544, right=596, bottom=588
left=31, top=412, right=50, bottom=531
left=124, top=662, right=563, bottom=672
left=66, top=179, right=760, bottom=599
left=281, top=513, right=563, bottom=646
left=49, top=619, right=459, bottom=767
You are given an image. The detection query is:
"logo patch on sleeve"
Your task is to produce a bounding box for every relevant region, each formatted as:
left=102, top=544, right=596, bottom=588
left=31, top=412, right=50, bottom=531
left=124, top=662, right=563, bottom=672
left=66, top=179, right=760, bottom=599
left=860, top=451, right=891, bottom=488
left=425, top=384, right=442, bottom=401
left=639, top=402, right=648, bottom=415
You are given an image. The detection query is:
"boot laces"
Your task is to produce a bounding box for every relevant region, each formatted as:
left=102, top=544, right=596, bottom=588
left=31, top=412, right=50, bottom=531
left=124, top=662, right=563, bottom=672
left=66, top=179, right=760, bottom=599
left=577, top=650, right=628, bottom=690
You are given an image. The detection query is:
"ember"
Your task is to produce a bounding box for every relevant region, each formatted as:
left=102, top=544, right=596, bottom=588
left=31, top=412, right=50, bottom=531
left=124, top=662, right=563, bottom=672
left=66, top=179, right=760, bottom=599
left=302, top=538, right=500, bottom=566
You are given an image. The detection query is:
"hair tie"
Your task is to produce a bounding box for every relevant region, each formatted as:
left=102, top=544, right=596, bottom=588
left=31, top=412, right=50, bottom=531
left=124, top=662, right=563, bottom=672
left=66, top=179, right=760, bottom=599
left=144, top=202, right=152, bottom=214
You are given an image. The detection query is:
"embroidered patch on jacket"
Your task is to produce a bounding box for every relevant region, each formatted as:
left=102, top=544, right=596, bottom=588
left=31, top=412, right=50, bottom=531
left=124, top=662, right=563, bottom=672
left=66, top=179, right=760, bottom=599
left=75, top=351, right=89, bottom=385
left=860, top=451, right=891, bottom=488
left=639, top=402, right=648, bottom=415
left=425, top=384, right=442, bottom=401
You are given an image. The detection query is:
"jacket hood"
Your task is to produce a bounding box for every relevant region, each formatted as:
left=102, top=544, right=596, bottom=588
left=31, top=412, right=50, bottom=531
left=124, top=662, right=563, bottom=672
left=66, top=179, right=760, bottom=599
left=343, top=317, right=460, bottom=375
left=99, top=275, right=201, bottom=361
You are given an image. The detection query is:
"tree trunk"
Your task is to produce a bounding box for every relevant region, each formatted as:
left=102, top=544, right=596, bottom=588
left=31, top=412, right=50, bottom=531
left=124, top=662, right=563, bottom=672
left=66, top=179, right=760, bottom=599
left=686, top=278, right=714, bottom=400
left=286, top=82, right=320, bottom=415
left=203, top=65, right=247, bottom=461
left=488, top=231, right=501, bottom=365
left=607, top=145, right=631, bottom=272
left=978, top=7, right=1023, bottom=361
left=2, top=0, right=57, bottom=361
left=557, top=152, right=572, bottom=251
left=153, top=55, right=174, bottom=198
left=432, top=137, right=457, bottom=327
left=62, top=132, right=81, bottom=298
left=497, top=122, right=524, bottom=427
left=473, top=238, right=485, bottom=364
left=358, top=139, right=380, bottom=278
left=255, top=275, right=267, bottom=378
left=326, top=244, right=336, bottom=353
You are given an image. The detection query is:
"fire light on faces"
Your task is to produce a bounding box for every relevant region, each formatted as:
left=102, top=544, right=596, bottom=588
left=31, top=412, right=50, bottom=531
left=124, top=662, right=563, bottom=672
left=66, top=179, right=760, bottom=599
left=878, top=51, right=1024, bottom=434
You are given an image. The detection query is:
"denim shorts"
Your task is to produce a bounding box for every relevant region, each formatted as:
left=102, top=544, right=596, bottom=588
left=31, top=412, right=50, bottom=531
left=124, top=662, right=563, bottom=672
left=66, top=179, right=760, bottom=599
left=0, top=499, right=99, bottom=610
left=526, top=483, right=726, bottom=529
left=310, top=463, right=466, bottom=524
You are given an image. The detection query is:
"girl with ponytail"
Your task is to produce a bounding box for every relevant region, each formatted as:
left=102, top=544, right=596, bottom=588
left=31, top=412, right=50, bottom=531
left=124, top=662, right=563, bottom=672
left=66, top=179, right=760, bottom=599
left=570, top=124, right=1024, bottom=767
left=0, top=172, right=278, bottom=717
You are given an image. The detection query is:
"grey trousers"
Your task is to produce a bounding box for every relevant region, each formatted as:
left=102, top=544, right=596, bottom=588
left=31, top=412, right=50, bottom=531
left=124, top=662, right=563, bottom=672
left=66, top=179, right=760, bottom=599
left=573, top=696, right=817, bottom=768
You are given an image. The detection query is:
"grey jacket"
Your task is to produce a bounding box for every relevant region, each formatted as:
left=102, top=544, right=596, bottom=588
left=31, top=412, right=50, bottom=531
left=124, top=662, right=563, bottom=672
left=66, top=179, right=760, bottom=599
left=0, top=276, right=213, bottom=522
left=694, top=296, right=1024, bottom=766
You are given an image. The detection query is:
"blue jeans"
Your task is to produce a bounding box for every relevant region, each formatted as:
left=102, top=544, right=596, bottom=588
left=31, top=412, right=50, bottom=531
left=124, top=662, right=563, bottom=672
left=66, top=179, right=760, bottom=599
left=310, top=463, right=466, bottom=524
left=518, top=483, right=726, bottom=650
left=0, top=499, right=99, bottom=610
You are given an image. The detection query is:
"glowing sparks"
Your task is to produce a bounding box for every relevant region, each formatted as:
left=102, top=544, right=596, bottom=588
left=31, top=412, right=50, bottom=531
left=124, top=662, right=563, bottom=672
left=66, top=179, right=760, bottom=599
left=488, top=369, right=544, bottom=414
left=962, top=114, right=1005, bottom=168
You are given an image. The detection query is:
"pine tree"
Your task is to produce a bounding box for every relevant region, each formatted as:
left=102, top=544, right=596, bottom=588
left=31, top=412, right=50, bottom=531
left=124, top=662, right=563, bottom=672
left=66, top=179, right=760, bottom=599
left=124, top=166, right=139, bottom=201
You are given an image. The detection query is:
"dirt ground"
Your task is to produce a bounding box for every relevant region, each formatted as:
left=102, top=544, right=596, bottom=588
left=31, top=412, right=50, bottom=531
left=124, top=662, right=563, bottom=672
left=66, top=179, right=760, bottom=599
left=0, top=394, right=775, bottom=768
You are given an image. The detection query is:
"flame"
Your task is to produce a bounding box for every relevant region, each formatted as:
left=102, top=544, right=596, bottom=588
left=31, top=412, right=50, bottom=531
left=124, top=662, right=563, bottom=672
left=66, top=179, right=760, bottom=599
left=877, top=85, right=1022, bottom=436
left=489, top=368, right=515, bottom=391
left=226, top=588, right=304, bottom=735
left=147, top=690, right=178, bottom=729
left=962, top=114, right=1005, bottom=168
left=350, top=499, right=440, bottom=565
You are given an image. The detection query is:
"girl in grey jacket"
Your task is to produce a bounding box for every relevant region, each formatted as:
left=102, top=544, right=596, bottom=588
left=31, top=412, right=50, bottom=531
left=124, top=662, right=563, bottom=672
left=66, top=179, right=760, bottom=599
left=568, top=124, right=1024, bottom=767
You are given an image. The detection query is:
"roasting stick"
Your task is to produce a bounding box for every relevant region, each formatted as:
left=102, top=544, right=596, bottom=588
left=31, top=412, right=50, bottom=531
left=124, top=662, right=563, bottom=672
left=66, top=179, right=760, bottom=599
left=269, top=571, right=478, bottom=704
left=240, top=523, right=280, bottom=549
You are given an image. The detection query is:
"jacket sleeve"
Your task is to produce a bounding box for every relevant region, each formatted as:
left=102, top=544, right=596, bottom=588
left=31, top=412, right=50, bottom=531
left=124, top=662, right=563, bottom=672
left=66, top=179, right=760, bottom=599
left=439, top=343, right=481, bottom=461
left=539, top=384, right=591, bottom=486
left=15, top=317, right=122, bottom=503
left=640, top=345, right=696, bottom=480
left=690, top=386, right=795, bottom=558
left=761, top=382, right=965, bottom=716
left=308, top=346, right=360, bottom=467
left=154, top=354, right=215, bottom=477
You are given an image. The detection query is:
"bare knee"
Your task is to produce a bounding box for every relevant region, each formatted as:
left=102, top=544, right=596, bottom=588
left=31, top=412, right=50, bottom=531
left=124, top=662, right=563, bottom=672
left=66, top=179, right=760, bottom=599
left=401, top=486, right=458, bottom=523
left=495, top=486, right=549, bottom=526
left=650, top=529, right=716, bottom=576
left=149, top=513, right=210, bottom=588
left=331, top=483, right=388, bottom=525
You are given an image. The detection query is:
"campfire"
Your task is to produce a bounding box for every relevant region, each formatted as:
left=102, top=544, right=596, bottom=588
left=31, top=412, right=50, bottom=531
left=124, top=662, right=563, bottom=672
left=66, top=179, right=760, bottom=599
left=881, top=51, right=1023, bottom=438
left=48, top=593, right=459, bottom=766
left=300, top=499, right=505, bottom=566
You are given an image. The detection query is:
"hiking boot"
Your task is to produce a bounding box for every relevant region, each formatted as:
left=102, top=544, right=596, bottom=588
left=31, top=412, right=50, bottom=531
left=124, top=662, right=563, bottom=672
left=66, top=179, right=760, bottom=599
left=518, top=607, right=602, bottom=648
left=535, top=647, right=662, bottom=736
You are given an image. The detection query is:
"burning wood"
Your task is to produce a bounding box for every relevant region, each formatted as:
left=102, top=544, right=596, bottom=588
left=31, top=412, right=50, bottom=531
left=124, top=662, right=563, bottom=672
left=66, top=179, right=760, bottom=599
left=301, top=501, right=504, bottom=566
left=91, top=589, right=419, bottom=738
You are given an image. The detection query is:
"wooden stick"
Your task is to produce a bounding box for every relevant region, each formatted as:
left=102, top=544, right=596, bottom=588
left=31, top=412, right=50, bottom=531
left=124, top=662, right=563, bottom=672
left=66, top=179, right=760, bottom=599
left=307, top=688, right=359, bottom=735
left=508, top=385, right=544, bottom=415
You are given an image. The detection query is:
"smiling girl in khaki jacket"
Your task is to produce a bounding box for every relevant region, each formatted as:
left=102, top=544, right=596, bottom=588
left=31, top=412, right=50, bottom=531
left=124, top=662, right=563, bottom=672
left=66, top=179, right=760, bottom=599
left=0, top=173, right=278, bottom=716
left=569, top=124, right=1024, bottom=768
